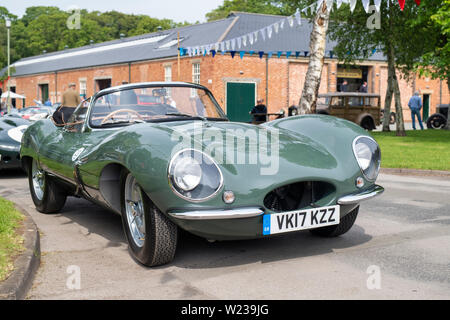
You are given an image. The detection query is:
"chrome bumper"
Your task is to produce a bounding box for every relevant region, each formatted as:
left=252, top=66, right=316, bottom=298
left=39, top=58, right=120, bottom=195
left=337, top=185, right=384, bottom=205
left=168, top=207, right=264, bottom=220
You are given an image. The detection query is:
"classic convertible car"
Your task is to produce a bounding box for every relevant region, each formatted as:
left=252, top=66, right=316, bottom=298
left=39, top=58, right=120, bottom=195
left=21, top=82, right=384, bottom=267
left=0, top=116, right=30, bottom=170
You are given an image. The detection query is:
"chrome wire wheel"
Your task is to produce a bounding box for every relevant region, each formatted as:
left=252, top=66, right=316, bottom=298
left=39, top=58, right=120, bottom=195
left=124, top=174, right=146, bottom=248
left=32, top=159, right=45, bottom=201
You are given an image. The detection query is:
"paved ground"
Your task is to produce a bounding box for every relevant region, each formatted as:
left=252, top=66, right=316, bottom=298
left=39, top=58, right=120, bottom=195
left=0, top=170, right=449, bottom=300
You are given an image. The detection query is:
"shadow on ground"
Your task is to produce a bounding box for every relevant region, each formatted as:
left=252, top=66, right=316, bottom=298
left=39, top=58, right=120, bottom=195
left=56, top=196, right=373, bottom=270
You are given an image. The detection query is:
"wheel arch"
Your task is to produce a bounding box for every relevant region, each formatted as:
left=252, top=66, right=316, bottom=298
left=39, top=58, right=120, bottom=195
left=98, top=163, right=128, bottom=214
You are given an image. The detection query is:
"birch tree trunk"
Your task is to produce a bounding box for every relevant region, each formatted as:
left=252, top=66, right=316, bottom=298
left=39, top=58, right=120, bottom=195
left=382, top=54, right=395, bottom=132
left=298, top=1, right=330, bottom=114
left=393, top=71, right=406, bottom=136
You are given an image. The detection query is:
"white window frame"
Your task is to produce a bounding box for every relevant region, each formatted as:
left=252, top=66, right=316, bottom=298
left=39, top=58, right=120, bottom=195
left=191, top=63, right=201, bottom=97
left=164, top=65, right=172, bottom=96
left=79, top=79, right=87, bottom=98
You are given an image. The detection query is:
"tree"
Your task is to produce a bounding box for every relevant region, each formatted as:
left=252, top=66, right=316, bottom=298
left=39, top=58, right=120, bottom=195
left=327, top=1, right=443, bottom=136
left=205, top=0, right=285, bottom=21
left=298, top=1, right=330, bottom=114
left=414, top=0, right=450, bottom=129
left=0, top=6, right=190, bottom=70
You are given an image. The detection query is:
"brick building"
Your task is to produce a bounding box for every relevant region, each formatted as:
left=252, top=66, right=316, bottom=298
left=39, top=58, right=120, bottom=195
left=1, top=12, right=448, bottom=123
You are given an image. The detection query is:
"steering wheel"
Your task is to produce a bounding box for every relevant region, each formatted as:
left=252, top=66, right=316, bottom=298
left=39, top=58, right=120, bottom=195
left=100, top=109, right=144, bottom=125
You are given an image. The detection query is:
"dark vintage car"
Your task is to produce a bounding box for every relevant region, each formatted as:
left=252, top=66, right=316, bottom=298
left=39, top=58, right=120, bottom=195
left=427, top=104, right=449, bottom=129
left=0, top=116, right=31, bottom=170
left=316, top=93, right=381, bottom=130
left=21, top=82, right=384, bottom=266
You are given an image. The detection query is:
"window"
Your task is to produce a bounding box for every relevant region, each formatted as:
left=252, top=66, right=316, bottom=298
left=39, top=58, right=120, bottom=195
left=191, top=63, right=200, bottom=97
left=79, top=80, right=87, bottom=99
left=164, top=65, right=172, bottom=96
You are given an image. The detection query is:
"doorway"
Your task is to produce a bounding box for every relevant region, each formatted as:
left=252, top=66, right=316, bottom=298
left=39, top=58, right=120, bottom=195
left=423, top=94, right=430, bottom=121
left=226, top=82, right=256, bottom=123
left=39, top=84, right=49, bottom=104
left=95, top=79, right=111, bottom=92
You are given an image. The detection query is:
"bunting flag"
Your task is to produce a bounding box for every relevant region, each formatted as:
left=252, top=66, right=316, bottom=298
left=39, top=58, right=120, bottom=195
left=182, top=0, right=422, bottom=58
left=362, top=0, right=370, bottom=13
left=350, top=0, right=357, bottom=12
left=259, top=51, right=264, bottom=59
left=374, top=0, right=382, bottom=12
left=277, top=51, right=283, bottom=58
left=240, top=51, right=245, bottom=59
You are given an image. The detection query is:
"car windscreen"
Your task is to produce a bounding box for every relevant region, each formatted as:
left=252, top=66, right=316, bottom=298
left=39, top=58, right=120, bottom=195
left=89, top=86, right=227, bottom=127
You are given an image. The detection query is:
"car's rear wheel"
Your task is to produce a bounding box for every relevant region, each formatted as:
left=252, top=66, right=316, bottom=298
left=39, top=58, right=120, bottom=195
left=426, top=113, right=446, bottom=129
left=120, top=171, right=178, bottom=267
left=309, top=206, right=359, bottom=237
left=28, top=158, right=67, bottom=213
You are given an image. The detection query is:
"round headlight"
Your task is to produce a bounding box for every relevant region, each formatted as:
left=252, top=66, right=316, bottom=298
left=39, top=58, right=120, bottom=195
left=168, top=149, right=223, bottom=202
left=173, top=157, right=202, bottom=191
left=353, top=136, right=381, bottom=181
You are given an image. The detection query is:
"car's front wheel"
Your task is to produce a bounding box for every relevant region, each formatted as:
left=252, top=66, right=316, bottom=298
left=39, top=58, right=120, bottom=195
left=309, top=206, right=359, bottom=237
left=28, top=158, right=67, bottom=213
left=120, top=171, right=178, bottom=267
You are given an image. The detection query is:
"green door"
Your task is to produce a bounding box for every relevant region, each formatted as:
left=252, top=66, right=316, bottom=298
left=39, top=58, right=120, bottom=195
left=423, top=94, right=430, bottom=121
left=226, top=82, right=255, bottom=122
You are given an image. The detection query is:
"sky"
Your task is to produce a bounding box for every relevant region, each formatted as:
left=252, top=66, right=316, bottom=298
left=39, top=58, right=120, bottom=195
left=2, top=0, right=225, bottom=23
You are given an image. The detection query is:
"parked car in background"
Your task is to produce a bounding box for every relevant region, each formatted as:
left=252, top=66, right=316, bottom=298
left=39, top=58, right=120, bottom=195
left=21, top=82, right=383, bottom=267
left=0, top=116, right=31, bottom=170
left=427, top=104, right=449, bottom=129
left=316, top=93, right=381, bottom=130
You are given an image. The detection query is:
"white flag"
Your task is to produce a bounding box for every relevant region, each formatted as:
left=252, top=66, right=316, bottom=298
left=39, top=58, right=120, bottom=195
left=237, top=37, right=242, bottom=49
left=280, top=19, right=285, bottom=29
left=226, top=41, right=230, bottom=50
left=242, top=35, right=247, bottom=47
left=248, top=32, right=254, bottom=45
left=350, top=0, right=357, bottom=12
left=254, top=31, right=259, bottom=43
left=214, top=43, right=219, bottom=51
left=362, top=0, right=370, bottom=12
left=231, top=38, right=236, bottom=50
left=336, top=0, right=343, bottom=8
left=187, top=47, right=192, bottom=57
left=316, top=0, right=324, bottom=11
left=260, top=28, right=266, bottom=41
left=220, top=42, right=225, bottom=52
left=295, top=10, right=301, bottom=25
left=267, top=25, right=273, bottom=38
left=326, top=0, right=334, bottom=11
left=287, top=15, right=294, bottom=27
left=374, top=0, right=381, bottom=11
left=274, top=22, right=279, bottom=34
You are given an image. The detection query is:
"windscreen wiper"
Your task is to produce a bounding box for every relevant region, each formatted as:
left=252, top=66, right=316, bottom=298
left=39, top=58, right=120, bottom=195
left=100, top=119, right=145, bottom=127
left=165, top=112, right=207, bottom=121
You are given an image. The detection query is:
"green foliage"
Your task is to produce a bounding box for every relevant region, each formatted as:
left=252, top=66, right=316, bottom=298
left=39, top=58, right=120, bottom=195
left=0, top=6, right=190, bottom=70
left=414, top=0, right=450, bottom=85
left=205, top=0, right=287, bottom=21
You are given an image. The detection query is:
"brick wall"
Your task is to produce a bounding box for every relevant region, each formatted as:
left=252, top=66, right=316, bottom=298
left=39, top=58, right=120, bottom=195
left=5, top=55, right=449, bottom=123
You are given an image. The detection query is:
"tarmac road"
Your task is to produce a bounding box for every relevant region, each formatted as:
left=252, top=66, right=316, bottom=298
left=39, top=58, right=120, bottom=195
left=0, top=170, right=449, bottom=300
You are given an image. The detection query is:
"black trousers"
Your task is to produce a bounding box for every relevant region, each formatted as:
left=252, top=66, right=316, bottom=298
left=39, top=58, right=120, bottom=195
left=53, top=106, right=76, bottom=125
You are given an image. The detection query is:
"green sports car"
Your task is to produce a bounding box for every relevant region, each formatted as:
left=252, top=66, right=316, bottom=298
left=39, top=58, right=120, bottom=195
left=21, top=82, right=384, bottom=267
left=1, top=115, right=30, bottom=170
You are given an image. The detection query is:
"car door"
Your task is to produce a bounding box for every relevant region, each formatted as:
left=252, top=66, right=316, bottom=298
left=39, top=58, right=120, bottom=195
left=39, top=104, right=89, bottom=183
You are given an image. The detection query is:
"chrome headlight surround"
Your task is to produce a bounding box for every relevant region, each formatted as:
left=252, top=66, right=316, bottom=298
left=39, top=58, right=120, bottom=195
left=352, top=136, right=381, bottom=181
left=168, top=149, right=223, bottom=202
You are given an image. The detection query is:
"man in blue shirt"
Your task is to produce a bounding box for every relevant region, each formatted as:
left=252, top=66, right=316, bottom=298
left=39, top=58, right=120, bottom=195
left=408, top=91, right=424, bottom=130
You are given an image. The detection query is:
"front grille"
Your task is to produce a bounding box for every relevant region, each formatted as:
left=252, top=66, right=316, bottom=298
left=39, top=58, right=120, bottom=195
left=264, top=181, right=335, bottom=212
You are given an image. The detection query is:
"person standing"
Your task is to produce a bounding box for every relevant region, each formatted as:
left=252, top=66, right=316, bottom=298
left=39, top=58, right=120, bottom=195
left=359, top=81, right=368, bottom=93
left=340, top=80, right=348, bottom=92
left=250, top=99, right=267, bottom=123
left=408, top=91, right=424, bottom=130
left=53, top=83, right=81, bottom=124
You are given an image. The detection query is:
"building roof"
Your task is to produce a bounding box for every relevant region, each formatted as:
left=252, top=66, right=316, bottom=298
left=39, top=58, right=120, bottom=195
left=4, top=12, right=385, bottom=78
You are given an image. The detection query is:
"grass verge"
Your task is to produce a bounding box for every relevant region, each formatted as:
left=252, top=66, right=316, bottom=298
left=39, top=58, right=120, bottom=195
left=371, top=130, right=450, bottom=171
left=0, top=197, right=24, bottom=282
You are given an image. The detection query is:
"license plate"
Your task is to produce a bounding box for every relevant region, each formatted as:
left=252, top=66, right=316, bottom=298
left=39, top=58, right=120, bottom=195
left=263, top=205, right=340, bottom=235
